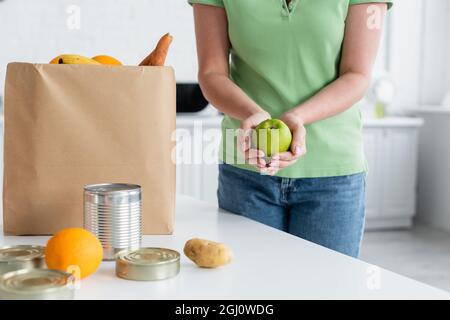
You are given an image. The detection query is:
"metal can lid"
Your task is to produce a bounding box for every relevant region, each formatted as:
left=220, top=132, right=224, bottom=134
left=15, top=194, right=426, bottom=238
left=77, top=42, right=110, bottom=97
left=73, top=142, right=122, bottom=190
left=0, top=245, right=45, bottom=262
left=84, top=183, right=141, bottom=194
left=0, top=269, right=75, bottom=300
left=84, top=183, right=141, bottom=205
left=116, top=248, right=180, bottom=281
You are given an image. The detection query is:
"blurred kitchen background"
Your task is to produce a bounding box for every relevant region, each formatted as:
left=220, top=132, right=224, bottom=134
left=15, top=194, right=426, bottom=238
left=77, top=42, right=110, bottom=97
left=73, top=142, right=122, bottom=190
left=1, top=0, right=450, bottom=291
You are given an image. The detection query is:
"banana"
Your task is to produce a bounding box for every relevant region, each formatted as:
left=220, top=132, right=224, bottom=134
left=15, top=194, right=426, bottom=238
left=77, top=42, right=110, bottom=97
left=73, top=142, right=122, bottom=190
left=52, top=54, right=101, bottom=65
left=49, top=55, right=63, bottom=64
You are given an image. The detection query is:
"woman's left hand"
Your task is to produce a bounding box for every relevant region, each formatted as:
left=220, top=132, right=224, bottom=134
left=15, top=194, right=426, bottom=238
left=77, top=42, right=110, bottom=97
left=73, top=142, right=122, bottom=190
left=260, top=112, right=307, bottom=176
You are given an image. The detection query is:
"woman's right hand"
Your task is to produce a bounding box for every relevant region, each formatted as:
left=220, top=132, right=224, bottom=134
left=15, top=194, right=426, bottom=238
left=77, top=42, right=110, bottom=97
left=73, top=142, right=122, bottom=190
left=238, top=111, right=271, bottom=168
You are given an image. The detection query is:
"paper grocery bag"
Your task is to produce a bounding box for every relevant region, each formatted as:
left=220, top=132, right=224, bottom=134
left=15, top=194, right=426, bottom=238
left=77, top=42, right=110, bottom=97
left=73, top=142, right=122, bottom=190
left=3, top=63, right=176, bottom=235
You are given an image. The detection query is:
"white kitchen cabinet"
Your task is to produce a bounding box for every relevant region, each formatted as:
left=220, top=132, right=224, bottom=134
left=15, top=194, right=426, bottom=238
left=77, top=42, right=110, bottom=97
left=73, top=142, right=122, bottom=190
left=412, top=107, right=450, bottom=233
left=176, top=114, right=423, bottom=230
left=363, top=118, right=423, bottom=229
left=176, top=113, right=222, bottom=203
left=363, top=128, right=383, bottom=221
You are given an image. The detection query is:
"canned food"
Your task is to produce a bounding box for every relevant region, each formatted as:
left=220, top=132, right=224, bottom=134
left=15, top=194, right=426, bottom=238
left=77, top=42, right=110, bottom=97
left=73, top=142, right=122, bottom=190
left=84, top=183, right=142, bottom=261
left=0, top=269, right=75, bottom=300
left=0, top=245, right=45, bottom=276
left=116, top=248, right=180, bottom=281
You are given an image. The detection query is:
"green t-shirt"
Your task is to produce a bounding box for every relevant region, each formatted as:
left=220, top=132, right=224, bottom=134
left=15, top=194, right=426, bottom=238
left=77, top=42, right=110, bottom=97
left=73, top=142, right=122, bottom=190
left=189, top=0, right=393, bottom=178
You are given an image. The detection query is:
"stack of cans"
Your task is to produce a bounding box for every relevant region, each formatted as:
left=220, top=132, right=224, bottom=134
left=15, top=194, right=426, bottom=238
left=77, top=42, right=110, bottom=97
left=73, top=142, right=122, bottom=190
left=0, top=245, right=45, bottom=276
left=84, top=183, right=142, bottom=261
left=0, top=269, right=75, bottom=300
left=0, top=245, right=75, bottom=300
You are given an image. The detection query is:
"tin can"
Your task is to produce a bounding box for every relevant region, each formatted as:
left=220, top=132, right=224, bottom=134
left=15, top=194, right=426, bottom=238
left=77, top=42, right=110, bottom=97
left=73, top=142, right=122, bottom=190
left=116, top=248, right=180, bottom=281
left=0, top=268, right=75, bottom=300
left=0, top=245, right=45, bottom=276
left=84, top=183, right=142, bottom=261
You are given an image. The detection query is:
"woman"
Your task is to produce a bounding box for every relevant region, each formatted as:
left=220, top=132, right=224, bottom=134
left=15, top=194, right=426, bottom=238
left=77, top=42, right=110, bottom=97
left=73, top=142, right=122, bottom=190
left=189, top=0, right=392, bottom=258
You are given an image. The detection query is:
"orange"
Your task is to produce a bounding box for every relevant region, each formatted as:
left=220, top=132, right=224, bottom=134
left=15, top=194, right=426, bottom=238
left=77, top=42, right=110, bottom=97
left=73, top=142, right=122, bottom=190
left=45, top=228, right=103, bottom=279
left=92, top=55, right=123, bottom=66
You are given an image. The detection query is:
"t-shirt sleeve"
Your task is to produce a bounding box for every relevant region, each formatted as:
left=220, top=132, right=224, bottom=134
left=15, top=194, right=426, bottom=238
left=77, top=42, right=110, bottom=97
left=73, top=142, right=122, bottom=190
left=349, top=0, right=393, bottom=10
left=188, top=0, right=224, bottom=8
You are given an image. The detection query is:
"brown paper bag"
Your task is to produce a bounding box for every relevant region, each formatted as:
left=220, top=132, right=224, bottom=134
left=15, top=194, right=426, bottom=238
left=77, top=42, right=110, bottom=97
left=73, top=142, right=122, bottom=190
left=3, top=63, right=176, bottom=235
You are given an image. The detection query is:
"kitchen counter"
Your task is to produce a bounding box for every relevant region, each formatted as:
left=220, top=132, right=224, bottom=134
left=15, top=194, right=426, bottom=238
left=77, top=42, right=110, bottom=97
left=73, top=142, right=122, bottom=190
left=363, top=116, right=423, bottom=127
left=1, top=195, right=448, bottom=300
left=408, top=106, right=450, bottom=115
left=176, top=113, right=424, bottom=128
left=176, top=111, right=223, bottom=127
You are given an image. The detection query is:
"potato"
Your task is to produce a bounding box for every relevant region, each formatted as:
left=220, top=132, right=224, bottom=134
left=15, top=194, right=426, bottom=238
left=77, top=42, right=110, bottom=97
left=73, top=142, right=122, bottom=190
left=183, top=238, right=233, bottom=268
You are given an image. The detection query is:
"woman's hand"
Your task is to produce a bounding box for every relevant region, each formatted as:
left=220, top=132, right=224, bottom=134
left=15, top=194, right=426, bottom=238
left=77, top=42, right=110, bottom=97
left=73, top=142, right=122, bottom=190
left=239, top=111, right=271, bottom=168
left=262, top=112, right=307, bottom=176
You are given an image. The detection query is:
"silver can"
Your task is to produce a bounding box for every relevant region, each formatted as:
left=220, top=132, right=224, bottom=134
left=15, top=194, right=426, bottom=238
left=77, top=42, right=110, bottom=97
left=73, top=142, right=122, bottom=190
left=0, top=269, right=75, bottom=300
left=116, top=248, right=180, bottom=281
left=0, top=245, right=45, bottom=276
left=84, top=183, right=142, bottom=261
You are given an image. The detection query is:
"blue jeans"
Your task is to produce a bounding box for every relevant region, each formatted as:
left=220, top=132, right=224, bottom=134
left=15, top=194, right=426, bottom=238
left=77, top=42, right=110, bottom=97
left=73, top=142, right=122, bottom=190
left=218, top=164, right=366, bottom=258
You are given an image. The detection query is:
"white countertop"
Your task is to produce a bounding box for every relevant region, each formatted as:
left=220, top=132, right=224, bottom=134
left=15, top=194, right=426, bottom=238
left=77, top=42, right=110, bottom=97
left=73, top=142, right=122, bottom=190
left=0, top=111, right=423, bottom=128
left=407, top=106, right=450, bottom=115
left=363, top=116, right=423, bottom=127
left=177, top=113, right=424, bottom=128
left=1, top=195, right=448, bottom=300
left=176, top=112, right=223, bottom=127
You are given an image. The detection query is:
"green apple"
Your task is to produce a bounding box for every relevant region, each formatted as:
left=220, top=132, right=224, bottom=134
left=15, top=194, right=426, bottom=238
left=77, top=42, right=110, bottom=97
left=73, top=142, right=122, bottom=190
left=253, top=119, right=293, bottom=157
